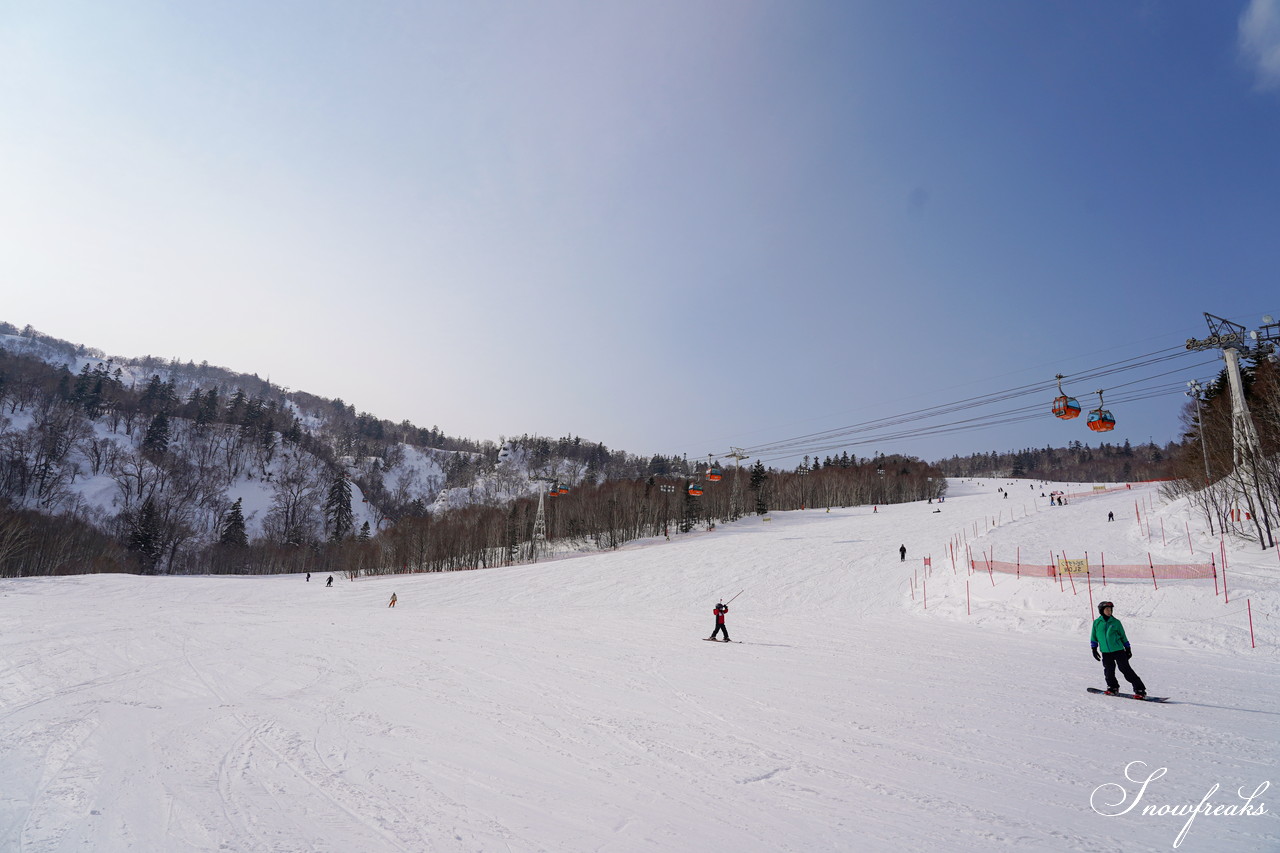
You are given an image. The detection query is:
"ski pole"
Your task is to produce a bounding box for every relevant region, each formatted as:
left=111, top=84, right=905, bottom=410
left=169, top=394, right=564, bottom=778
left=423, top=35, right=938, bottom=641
left=725, top=589, right=745, bottom=605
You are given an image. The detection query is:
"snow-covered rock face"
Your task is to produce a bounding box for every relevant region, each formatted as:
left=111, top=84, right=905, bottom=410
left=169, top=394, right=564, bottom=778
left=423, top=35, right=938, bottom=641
left=1, top=478, right=1275, bottom=851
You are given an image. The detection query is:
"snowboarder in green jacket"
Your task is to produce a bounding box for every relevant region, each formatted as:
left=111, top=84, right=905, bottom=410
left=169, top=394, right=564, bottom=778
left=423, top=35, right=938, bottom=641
left=1090, top=601, right=1147, bottom=698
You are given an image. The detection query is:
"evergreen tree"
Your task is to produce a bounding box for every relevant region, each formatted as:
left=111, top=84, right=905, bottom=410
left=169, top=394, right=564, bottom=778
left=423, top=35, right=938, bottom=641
left=357, top=521, right=371, bottom=541
left=73, top=364, right=94, bottom=404
left=220, top=498, right=248, bottom=547
left=142, top=412, right=171, bottom=457
left=325, top=472, right=354, bottom=541
left=225, top=389, right=248, bottom=423
left=140, top=375, right=173, bottom=414
left=128, top=497, right=162, bottom=572
left=195, top=388, right=219, bottom=428
left=750, top=460, right=769, bottom=515
left=85, top=376, right=105, bottom=419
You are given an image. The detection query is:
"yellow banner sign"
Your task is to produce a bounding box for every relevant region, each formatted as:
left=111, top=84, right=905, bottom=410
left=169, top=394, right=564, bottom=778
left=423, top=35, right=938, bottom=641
left=1057, top=558, right=1088, bottom=574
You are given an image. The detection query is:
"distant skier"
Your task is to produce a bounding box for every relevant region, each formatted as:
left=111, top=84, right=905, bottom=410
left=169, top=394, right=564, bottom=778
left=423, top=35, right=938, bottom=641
left=708, top=601, right=731, bottom=642
left=306, top=572, right=311, bottom=582
left=326, top=575, right=334, bottom=587
left=1090, top=601, right=1147, bottom=698
left=899, top=544, right=907, bottom=562
left=1108, top=511, right=1114, bottom=522
left=388, top=593, right=397, bottom=608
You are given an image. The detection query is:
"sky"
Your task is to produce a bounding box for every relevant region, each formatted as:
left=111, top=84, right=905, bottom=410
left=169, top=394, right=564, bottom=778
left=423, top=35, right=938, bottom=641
left=3, top=1, right=1280, bottom=467
left=3, top=481, right=1277, bottom=851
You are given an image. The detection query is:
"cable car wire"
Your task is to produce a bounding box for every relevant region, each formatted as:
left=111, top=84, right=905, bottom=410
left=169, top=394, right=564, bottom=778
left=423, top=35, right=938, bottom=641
left=736, top=344, right=1220, bottom=465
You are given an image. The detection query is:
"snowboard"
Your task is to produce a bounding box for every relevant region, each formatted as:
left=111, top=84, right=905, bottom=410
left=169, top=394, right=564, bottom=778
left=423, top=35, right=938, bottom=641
left=1087, top=688, right=1168, bottom=702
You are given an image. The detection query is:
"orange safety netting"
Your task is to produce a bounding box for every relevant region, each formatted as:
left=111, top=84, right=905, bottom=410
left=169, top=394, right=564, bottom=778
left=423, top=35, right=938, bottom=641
left=1063, top=485, right=1133, bottom=500
left=970, top=560, right=1216, bottom=580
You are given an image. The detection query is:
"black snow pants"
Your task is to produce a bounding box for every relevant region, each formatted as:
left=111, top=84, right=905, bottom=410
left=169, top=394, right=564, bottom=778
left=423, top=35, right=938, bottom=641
left=711, top=622, right=730, bottom=641
left=1101, top=650, right=1146, bottom=694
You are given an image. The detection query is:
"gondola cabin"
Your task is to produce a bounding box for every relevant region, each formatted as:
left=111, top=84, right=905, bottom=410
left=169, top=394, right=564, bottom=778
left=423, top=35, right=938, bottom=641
left=558, top=485, right=569, bottom=495
left=548, top=485, right=559, bottom=497
left=1087, top=409, right=1115, bottom=432
left=1052, top=374, right=1081, bottom=419
left=1052, top=395, right=1081, bottom=419
left=687, top=484, right=703, bottom=496
left=1086, top=389, right=1115, bottom=432
left=707, top=467, right=722, bottom=481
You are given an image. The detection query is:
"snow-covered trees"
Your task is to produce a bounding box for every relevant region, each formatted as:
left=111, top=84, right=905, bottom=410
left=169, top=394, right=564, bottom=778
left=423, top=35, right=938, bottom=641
left=1, top=328, right=954, bottom=578
left=263, top=447, right=325, bottom=547
left=1165, top=356, right=1280, bottom=548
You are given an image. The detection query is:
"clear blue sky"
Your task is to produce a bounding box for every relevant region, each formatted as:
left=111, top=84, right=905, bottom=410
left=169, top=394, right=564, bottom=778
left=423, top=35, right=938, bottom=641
left=3, top=1, right=1278, bottom=467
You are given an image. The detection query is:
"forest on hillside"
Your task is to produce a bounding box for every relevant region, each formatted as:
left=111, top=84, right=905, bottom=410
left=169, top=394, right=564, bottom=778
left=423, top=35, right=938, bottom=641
left=0, top=327, right=682, bottom=576
left=1161, top=354, right=1280, bottom=549
left=934, top=440, right=1175, bottom=482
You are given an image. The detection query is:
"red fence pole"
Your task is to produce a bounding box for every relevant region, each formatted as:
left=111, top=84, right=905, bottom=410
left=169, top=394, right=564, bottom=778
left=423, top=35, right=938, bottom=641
left=1223, top=555, right=1229, bottom=604
left=1186, top=521, right=1193, bottom=556
left=1148, top=553, right=1158, bottom=591
left=1101, top=551, right=1106, bottom=587
left=1248, top=599, right=1255, bottom=649
left=1211, top=553, right=1219, bottom=596
left=967, top=580, right=971, bottom=616
left=1161, top=518, right=1166, bottom=547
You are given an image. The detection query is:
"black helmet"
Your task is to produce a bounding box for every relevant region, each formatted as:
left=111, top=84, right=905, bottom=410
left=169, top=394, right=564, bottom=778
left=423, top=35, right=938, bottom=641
left=1098, top=601, right=1114, bottom=614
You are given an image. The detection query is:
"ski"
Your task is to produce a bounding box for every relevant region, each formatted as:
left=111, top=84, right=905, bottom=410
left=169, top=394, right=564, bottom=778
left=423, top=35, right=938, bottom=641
left=1087, top=688, right=1168, bottom=702
left=702, top=638, right=736, bottom=642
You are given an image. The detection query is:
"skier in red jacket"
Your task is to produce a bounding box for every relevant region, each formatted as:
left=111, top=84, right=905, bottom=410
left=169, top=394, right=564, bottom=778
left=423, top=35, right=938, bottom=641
left=708, top=601, right=731, bottom=642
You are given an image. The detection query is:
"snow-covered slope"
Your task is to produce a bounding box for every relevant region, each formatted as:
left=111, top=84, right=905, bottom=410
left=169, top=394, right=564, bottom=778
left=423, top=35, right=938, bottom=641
left=1, top=480, right=1276, bottom=852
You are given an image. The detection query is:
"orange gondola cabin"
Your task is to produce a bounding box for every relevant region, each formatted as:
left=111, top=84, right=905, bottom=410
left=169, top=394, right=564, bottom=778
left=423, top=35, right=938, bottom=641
left=687, top=483, right=703, bottom=496
left=1086, top=390, right=1115, bottom=433
left=1087, top=408, right=1115, bottom=432
left=707, top=467, right=723, bottom=482
left=1053, top=395, right=1081, bottom=419
left=1052, top=374, right=1081, bottom=419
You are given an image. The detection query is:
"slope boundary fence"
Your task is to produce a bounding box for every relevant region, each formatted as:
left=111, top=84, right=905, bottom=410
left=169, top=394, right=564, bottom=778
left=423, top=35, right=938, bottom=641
left=970, top=559, right=1215, bottom=581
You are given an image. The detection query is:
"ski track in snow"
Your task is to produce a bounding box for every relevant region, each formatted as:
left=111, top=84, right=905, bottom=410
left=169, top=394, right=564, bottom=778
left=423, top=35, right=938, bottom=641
left=1, top=479, right=1277, bottom=852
